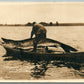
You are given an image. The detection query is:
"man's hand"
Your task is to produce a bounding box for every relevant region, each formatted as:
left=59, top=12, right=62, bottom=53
left=31, top=31, right=33, bottom=39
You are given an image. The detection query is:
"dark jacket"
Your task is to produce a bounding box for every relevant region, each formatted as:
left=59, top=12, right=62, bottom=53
left=31, top=23, right=47, bottom=38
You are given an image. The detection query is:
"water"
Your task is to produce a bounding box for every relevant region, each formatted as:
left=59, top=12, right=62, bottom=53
left=0, top=26, right=84, bottom=51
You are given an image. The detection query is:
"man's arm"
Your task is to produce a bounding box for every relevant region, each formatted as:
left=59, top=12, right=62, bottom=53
left=31, top=26, right=35, bottom=38
left=31, top=30, right=34, bottom=38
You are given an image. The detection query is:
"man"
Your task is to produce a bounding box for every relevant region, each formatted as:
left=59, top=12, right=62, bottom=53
left=31, top=23, right=47, bottom=52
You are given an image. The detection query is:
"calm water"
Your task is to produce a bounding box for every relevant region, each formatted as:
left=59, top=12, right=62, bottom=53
left=0, top=26, right=84, bottom=51
left=0, top=26, right=83, bottom=40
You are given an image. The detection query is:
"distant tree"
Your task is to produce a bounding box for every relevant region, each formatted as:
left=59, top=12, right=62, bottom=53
left=32, top=22, right=36, bottom=25
left=25, top=22, right=32, bottom=26
left=39, top=22, right=48, bottom=26
left=56, top=21, right=59, bottom=26
left=50, top=22, right=53, bottom=26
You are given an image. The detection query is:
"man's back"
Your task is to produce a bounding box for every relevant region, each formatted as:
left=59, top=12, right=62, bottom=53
left=32, top=23, right=47, bottom=36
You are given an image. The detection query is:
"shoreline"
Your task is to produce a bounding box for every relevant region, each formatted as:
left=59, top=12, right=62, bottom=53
left=0, top=22, right=84, bottom=26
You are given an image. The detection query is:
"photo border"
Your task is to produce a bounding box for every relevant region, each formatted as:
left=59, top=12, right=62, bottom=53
left=0, top=0, right=84, bottom=83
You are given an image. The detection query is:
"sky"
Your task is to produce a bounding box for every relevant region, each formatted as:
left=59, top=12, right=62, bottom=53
left=0, top=0, right=84, bottom=1
left=0, top=1, right=84, bottom=24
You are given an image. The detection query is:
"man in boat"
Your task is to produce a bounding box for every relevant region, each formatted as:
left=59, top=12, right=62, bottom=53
left=31, top=22, right=47, bottom=52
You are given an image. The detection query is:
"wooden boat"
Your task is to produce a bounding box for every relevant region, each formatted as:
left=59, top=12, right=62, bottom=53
left=1, top=43, right=84, bottom=62
left=1, top=37, right=84, bottom=62
left=1, top=37, right=77, bottom=52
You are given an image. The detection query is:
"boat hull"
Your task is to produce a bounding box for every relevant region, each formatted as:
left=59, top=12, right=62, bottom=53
left=1, top=37, right=78, bottom=53
left=3, top=45, right=84, bottom=63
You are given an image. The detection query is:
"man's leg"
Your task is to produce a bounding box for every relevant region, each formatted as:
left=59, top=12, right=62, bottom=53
left=33, top=38, right=40, bottom=52
left=33, top=34, right=46, bottom=52
left=33, top=40, right=37, bottom=52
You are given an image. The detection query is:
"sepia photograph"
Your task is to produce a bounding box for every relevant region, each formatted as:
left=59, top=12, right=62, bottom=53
left=0, top=0, right=84, bottom=82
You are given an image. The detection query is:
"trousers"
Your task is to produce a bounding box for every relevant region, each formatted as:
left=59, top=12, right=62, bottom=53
left=33, top=33, right=46, bottom=51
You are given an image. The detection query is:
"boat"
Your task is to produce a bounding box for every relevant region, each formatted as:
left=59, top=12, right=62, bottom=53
left=1, top=37, right=77, bottom=52
left=1, top=37, right=84, bottom=62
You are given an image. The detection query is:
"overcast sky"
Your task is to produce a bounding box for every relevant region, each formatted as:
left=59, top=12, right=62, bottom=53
left=0, top=1, right=84, bottom=24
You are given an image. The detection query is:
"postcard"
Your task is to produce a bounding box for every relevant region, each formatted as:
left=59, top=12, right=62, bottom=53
left=0, top=0, right=84, bottom=82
